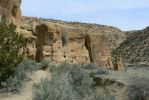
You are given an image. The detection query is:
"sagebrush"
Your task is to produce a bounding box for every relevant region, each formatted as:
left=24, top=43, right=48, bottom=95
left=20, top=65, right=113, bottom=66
left=6, top=59, right=38, bottom=92
left=33, top=62, right=115, bottom=100
left=127, top=76, right=149, bottom=100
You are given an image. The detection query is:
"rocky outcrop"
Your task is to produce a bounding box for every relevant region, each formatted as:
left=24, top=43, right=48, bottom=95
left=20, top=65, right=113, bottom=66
left=0, top=0, right=21, bottom=25
left=34, top=22, right=124, bottom=70
left=35, top=22, right=90, bottom=64
left=21, top=17, right=125, bottom=70
left=0, top=0, right=125, bottom=70
left=22, top=17, right=126, bottom=51
left=113, top=55, right=124, bottom=70
left=85, top=33, right=114, bottom=69
left=22, top=35, right=37, bottom=60
left=18, top=16, right=125, bottom=70
left=25, top=17, right=126, bottom=51
left=0, top=0, right=37, bottom=63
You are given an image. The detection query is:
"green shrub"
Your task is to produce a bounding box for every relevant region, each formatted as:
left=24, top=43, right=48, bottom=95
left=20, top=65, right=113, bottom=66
left=41, top=60, right=50, bottom=67
left=93, top=87, right=115, bottom=100
left=127, top=76, right=149, bottom=100
left=6, top=59, right=38, bottom=92
left=0, top=17, right=26, bottom=85
left=33, top=62, right=115, bottom=100
left=48, top=64, right=57, bottom=73
left=84, top=63, right=109, bottom=77
left=39, top=60, right=50, bottom=70
left=84, top=63, right=99, bottom=70
left=33, top=74, right=77, bottom=100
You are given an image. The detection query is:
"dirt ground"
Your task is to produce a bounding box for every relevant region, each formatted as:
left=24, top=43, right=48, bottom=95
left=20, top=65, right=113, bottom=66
left=0, top=70, right=49, bottom=100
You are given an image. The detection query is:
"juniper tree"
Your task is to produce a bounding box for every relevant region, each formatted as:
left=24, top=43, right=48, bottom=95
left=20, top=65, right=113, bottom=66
left=0, top=17, right=25, bottom=85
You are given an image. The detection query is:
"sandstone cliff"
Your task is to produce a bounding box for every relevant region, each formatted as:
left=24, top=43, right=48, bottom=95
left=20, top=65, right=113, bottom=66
left=20, top=17, right=125, bottom=70
left=22, top=17, right=126, bottom=51
left=35, top=22, right=90, bottom=64
left=0, top=0, right=21, bottom=25
left=0, top=1, right=125, bottom=70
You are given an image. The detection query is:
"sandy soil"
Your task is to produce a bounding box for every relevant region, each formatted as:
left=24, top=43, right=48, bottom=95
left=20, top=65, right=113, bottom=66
left=0, top=70, right=49, bottom=100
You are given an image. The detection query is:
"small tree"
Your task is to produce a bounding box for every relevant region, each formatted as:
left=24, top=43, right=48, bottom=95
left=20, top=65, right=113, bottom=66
left=0, top=17, right=25, bottom=85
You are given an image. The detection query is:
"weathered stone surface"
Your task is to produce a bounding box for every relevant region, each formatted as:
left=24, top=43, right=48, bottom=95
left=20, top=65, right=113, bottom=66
left=18, top=22, right=37, bottom=60
left=0, top=1, right=125, bottom=70
left=20, top=17, right=126, bottom=70
left=0, top=0, right=21, bottom=25
left=34, top=22, right=124, bottom=70
left=113, top=55, right=124, bottom=71
left=85, top=33, right=114, bottom=69
left=35, top=22, right=90, bottom=64
left=0, top=0, right=38, bottom=61
left=23, top=35, right=37, bottom=60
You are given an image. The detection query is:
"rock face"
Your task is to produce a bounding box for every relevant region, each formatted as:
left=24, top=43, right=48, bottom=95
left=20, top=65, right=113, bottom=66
left=21, top=17, right=125, bottom=70
left=113, top=55, right=124, bottom=70
left=34, top=22, right=124, bottom=69
left=0, top=0, right=125, bottom=70
left=0, top=0, right=21, bottom=25
left=0, top=0, right=38, bottom=60
left=22, top=35, right=37, bottom=60
left=35, top=22, right=90, bottom=64
left=36, top=18, right=126, bottom=51
left=85, top=33, right=114, bottom=69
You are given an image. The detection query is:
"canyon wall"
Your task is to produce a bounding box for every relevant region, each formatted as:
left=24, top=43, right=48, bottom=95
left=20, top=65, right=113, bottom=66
left=0, top=0, right=125, bottom=70
left=0, top=0, right=21, bottom=25
left=35, top=22, right=90, bottom=64
left=27, top=20, right=124, bottom=69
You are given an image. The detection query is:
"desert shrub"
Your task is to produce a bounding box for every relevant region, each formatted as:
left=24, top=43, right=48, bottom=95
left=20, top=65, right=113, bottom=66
left=6, top=59, right=38, bottom=92
left=33, top=62, right=115, bottom=100
left=90, top=69, right=109, bottom=78
left=41, top=60, right=49, bottom=67
left=127, top=76, right=149, bottom=100
left=48, top=64, right=57, bottom=73
left=0, top=17, right=26, bottom=85
left=84, top=63, right=109, bottom=76
left=39, top=60, right=50, bottom=70
left=84, top=63, right=99, bottom=70
left=33, top=74, right=77, bottom=100
left=93, top=87, right=115, bottom=100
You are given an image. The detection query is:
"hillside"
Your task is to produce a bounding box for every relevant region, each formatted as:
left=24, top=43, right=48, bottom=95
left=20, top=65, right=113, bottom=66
left=113, top=27, right=149, bottom=64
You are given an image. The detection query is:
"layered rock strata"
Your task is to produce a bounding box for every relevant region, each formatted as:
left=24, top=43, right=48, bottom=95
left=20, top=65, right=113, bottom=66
left=0, top=1, right=125, bottom=70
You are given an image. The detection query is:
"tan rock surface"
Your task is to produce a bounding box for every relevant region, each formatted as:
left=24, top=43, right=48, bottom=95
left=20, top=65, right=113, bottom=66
left=85, top=33, right=114, bottom=69
left=0, top=0, right=21, bottom=26
left=35, top=22, right=90, bottom=64
left=0, top=70, right=49, bottom=100
left=0, top=1, right=125, bottom=70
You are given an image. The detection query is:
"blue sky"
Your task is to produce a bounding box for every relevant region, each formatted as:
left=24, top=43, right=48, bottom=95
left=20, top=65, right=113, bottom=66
left=21, top=0, right=149, bottom=31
